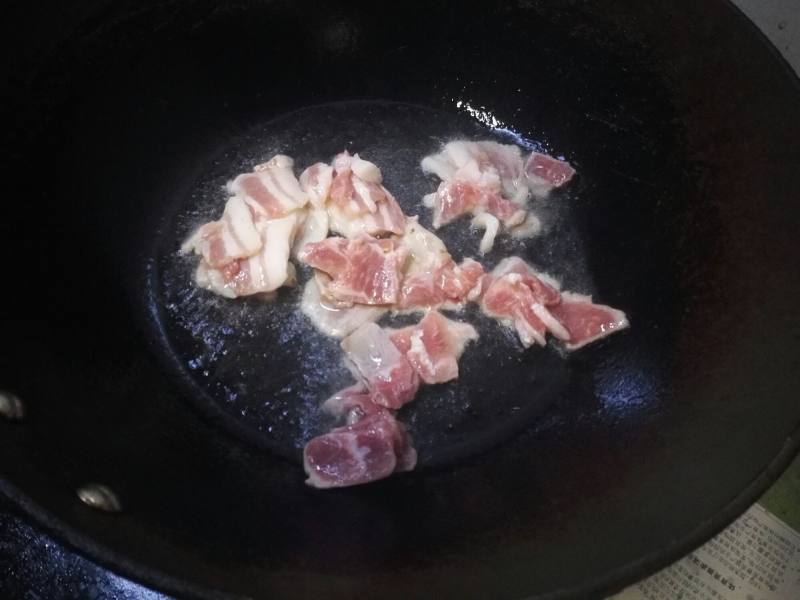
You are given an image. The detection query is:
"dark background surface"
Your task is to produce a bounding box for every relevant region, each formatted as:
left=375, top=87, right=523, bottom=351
left=0, top=496, right=167, bottom=600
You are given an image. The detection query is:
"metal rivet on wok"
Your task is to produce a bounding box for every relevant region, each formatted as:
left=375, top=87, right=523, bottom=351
left=77, top=484, right=122, bottom=514
left=0, top=390, right=25, bottom=421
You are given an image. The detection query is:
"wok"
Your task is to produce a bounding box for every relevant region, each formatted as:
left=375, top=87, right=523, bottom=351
left=1, top=1, right=800, bottom=598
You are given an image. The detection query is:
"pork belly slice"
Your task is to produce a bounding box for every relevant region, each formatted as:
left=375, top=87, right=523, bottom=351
left=424, top=180, right=527, bottom=230
left=479, top=257, right=566, bottom=347
left=303, top=410, right=416, bottom=488
left=479, top=257, right=627, bottom=349
left=324, top=151, right=407, bottom=238
left=227, top=154, right=308, bottom=218
left=181, top=195, right=263, bottom=268
left=341, top=322, right=420, bottom=410
left=549, top=292, right=629, bottom=350
left=421, top=140, right=529, bottom=203
left=421, top=141, right=576, bottom=252
left=389, top=311, right=478, bottom=384
left=420, top=140, right=530, bottom=252
left=396, top=218, right=485, bottom=309
left=194, top=213, right=300, bottom=298
left=299, top=235, right=409, bottom=306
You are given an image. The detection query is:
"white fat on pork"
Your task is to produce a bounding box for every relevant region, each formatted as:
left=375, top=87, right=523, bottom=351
left=299, top=162, right=334, bottom=209
left=291, top=208, right=329, bottom=260
left=340, top=322, right=419, bottom=409
left=350, top=154, right=382, bottom=183
left=470, top=212, right=500, bottom=255
left=300, top=279, right=386, bottom=338
left=398, top=217, right=451, bottom=277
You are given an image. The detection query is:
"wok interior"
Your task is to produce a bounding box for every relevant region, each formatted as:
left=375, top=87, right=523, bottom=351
left=156, top=100, right=599, bottom=466
left=1, top=1, right=799, bottom=598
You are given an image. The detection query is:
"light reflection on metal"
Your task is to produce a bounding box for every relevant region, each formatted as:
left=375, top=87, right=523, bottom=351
left=0, top=390, right=25, bottom=421
left=77, top=484, right=122, bottom=513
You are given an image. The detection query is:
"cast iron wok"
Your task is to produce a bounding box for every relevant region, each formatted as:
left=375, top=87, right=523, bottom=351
left=1, top=1, right=800, bottom=598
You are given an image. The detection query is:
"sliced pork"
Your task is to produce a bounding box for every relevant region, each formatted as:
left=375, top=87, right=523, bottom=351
left=479, top=257, right=566, bottom=347
left=480, top=257, right=627, bottom=350
left=227, top=155, right=308, bottom=219
left=396, top=218, right=485, bottom=309
left=421, top=141, right=530, bottom=252
left=183, top=155, right=309, bottom=298
left=341, top=322, right=420, bottom=409
left=303, top=410, right=417, bottom=488
left=181, top=195, right=263, bottom=269
left=421, top=141, right=576, bottom=252
left=549, top=292, right=629, bottom=350
left=389, top=311, right=478, bottom=384
left=300, top=279, right=385, bottom=338
left=525, top=151, right=576, bottom=197
left=424, top=180, right=527, bottom=230
left=325, top=151, right=407, bottom=238
left=194, top=213, right=301, bottom=298
left=299, top=235, right=409, bottom=306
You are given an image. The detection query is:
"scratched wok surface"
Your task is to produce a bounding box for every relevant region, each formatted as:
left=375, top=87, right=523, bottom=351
left=1, top=1, right=799, bottom=599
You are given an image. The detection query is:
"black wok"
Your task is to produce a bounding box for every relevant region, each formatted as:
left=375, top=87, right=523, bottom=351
left=2, top=1, right=800, bottom=598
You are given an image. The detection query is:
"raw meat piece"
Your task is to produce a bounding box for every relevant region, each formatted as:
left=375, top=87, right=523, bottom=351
left=399, top=258, right=484, bottom=309
left=525, top=151, right=576, bottom=197
left=490, top=257, right=562, bottom=304
left=300, top=279, right=385, bottom=338
left=549, top=292, right=629, bottom=350
left=421, top=141, right=577, bottom=252
left=326, top=151, right=407, bottom=238
left=421, top=141, right=531, bottom=252
left=421, top=140, right=528, bottom=203
left=299, top=162, right=334, bottom=208
left=396, top=218, right=485, bottom=309
left=476, top=141, right=529, bottom=203
left=194, top=213, right=300, bottom=298
left=303, top=410, right=417, bottom=488
left=389, top=311, right=478, bottom=384
left=424, top=180, right=527, bottom=230
left=181, top=196, right=263, bottom=268
left=299, top=235, right=409, bottom=306
left=479, top=257, right=566, bottom=347
left=228, top=155, right=308, bottom=218
left=341, top=322, right=420, bottom=409
left=321, top=384, right=385, bottom=422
